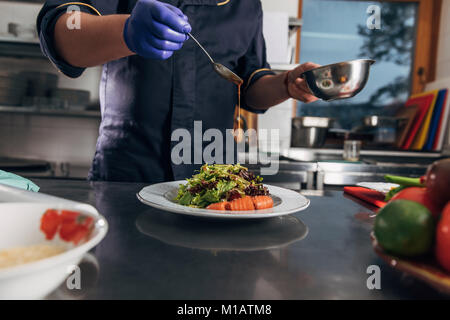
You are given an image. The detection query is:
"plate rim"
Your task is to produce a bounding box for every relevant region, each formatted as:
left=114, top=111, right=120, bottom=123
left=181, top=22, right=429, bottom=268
left=137, top=181, right=310, bottom=219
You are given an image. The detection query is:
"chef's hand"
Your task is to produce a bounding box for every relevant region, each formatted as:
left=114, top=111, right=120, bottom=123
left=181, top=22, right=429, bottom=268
left=286, top=62, right=321, bottom=103
left=123, top=0, right=191, bottom=59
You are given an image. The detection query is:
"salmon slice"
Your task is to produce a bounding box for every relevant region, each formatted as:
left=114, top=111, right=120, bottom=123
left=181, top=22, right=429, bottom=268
left=208, top=196, right=274, bottom=212
left=251, top=196, right=274, bottom=210
left=207, top=202, right=229, bottom=210
left=228, top=196, right=255, bottom=211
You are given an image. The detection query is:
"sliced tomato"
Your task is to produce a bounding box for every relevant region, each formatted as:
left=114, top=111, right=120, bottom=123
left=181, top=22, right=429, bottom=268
left=69, top=226, right=90, bottom=245
left=40, top=208, right=92, bottom=244
left=59, top=221, right=79, bottom=242
left=79, top=215, right=94, bottom=229
left=60, top=210, right=80, bottom=223
left=40, top=209, right=61, bottom=240
left=59, top=211, right=93, bottom=244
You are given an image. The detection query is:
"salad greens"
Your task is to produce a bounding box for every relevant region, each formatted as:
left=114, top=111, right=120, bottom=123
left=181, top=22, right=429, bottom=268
left=174, top=164, right=268, bottom=208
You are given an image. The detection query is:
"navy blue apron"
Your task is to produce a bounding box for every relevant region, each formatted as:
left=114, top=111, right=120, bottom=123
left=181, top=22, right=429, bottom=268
left=37, top=0, right=274, bottom=183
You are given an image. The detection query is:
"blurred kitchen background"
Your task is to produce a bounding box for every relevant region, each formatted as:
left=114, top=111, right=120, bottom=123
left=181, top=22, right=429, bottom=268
left=0, top=0, right=449, bottom=190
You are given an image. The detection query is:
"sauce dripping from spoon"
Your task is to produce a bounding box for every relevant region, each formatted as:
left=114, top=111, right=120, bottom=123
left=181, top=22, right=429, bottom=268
left=187, top=33, right=244, bottom=143
left=234, top=83, right=243, bottom=143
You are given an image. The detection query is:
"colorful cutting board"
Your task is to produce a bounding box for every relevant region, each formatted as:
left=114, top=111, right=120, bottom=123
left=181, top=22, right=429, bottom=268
left=396, top=105, right=419, bottom=148
left=425, top=78, right=450, bottom=151
left=424, top=89, right=448, bottom=151
left=402, top=92, right=438, bottom=150
left=410, top=90, right=439, bottom=150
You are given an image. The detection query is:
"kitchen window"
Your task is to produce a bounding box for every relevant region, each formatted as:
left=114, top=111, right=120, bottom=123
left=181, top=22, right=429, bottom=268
left=295, top=0, right=442, bottom=129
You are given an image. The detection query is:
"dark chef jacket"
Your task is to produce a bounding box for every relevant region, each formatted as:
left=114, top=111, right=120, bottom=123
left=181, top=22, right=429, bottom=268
left=37, top=0, right=275, bottom=183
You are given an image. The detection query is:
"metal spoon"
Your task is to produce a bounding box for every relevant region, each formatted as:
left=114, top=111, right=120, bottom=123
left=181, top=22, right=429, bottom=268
left=188, top=32, right=243, bottom=86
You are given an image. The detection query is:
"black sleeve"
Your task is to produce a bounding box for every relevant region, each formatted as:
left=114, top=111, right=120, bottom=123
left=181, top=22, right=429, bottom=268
left=37, top=1, right=119, bottom=78
left=238, top=1, right=276, bottom=114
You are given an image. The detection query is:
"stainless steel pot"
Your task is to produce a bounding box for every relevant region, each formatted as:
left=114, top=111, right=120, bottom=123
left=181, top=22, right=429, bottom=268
left=362, top=116, right=408, bottom=144
left=291, top=117, right=333, bottom=148
left=300, top=59, right=375, bottom=101
left=363, top=115, right=403, bottom=127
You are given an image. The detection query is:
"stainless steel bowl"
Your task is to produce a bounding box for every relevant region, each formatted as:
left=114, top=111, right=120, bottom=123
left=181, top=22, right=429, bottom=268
left=291, top=117, right=333, bottom=148
left=301, top=59, right=375, bottom=101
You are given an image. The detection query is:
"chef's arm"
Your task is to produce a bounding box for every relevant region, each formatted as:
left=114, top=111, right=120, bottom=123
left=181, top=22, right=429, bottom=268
left=54, top=13, right=132, bottom=68
left=52, top=1, right=191, bottom=68
left=245, top=62, right=320, bottom=110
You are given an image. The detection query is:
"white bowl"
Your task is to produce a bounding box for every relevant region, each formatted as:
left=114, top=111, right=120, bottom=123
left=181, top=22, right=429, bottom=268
left=0, top=202, right=108, bottom=300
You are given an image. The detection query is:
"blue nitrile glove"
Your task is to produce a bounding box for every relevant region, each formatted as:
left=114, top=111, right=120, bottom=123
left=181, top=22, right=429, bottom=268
left=0, top=170, right=40, bottom=192
left=123, top=0, right=191, bottom=60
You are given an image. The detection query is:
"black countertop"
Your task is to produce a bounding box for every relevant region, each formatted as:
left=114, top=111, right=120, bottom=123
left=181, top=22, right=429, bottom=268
left=32, top=179, right=447, bottom=300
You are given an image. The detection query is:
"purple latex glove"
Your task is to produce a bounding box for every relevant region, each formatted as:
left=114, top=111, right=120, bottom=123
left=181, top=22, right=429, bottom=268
left=123, top=0, right=191, bottom=59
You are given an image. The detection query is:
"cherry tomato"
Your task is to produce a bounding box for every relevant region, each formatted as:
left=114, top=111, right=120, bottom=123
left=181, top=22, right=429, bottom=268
left=58, top=211, right=93, bottom=244
left=60, top=210, right=81, bottom=223
left=59, top=222, right=78, bottom=242
left=40, top=209, right=93, bottom=245
left=436, top=202, right=450, bottom=273
left=40, top=209, right=61, bottom=240
left=390, top=187, right=441, bottom=219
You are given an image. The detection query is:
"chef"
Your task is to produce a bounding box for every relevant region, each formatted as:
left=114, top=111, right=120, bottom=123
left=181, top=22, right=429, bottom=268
left=37, top=0, right=319, bottom=183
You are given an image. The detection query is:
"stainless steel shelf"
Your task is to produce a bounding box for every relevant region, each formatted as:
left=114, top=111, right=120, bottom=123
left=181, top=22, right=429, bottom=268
left=0, top=105, right=101, bottom=118
left=0, top=35, right=39, bottom=44
left=284, top=147, right=442, bottom=161
left=0, top=40, right=44, bottom=59
left=242, top=150, right=442, bottom=190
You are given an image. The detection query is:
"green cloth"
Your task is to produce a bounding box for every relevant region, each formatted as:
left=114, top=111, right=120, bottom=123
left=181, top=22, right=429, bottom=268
left=0, top=170, right=40, bottom=192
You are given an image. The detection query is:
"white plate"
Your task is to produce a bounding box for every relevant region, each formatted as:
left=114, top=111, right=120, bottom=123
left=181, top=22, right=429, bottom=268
left=137, top=181, right=310, bottom=219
